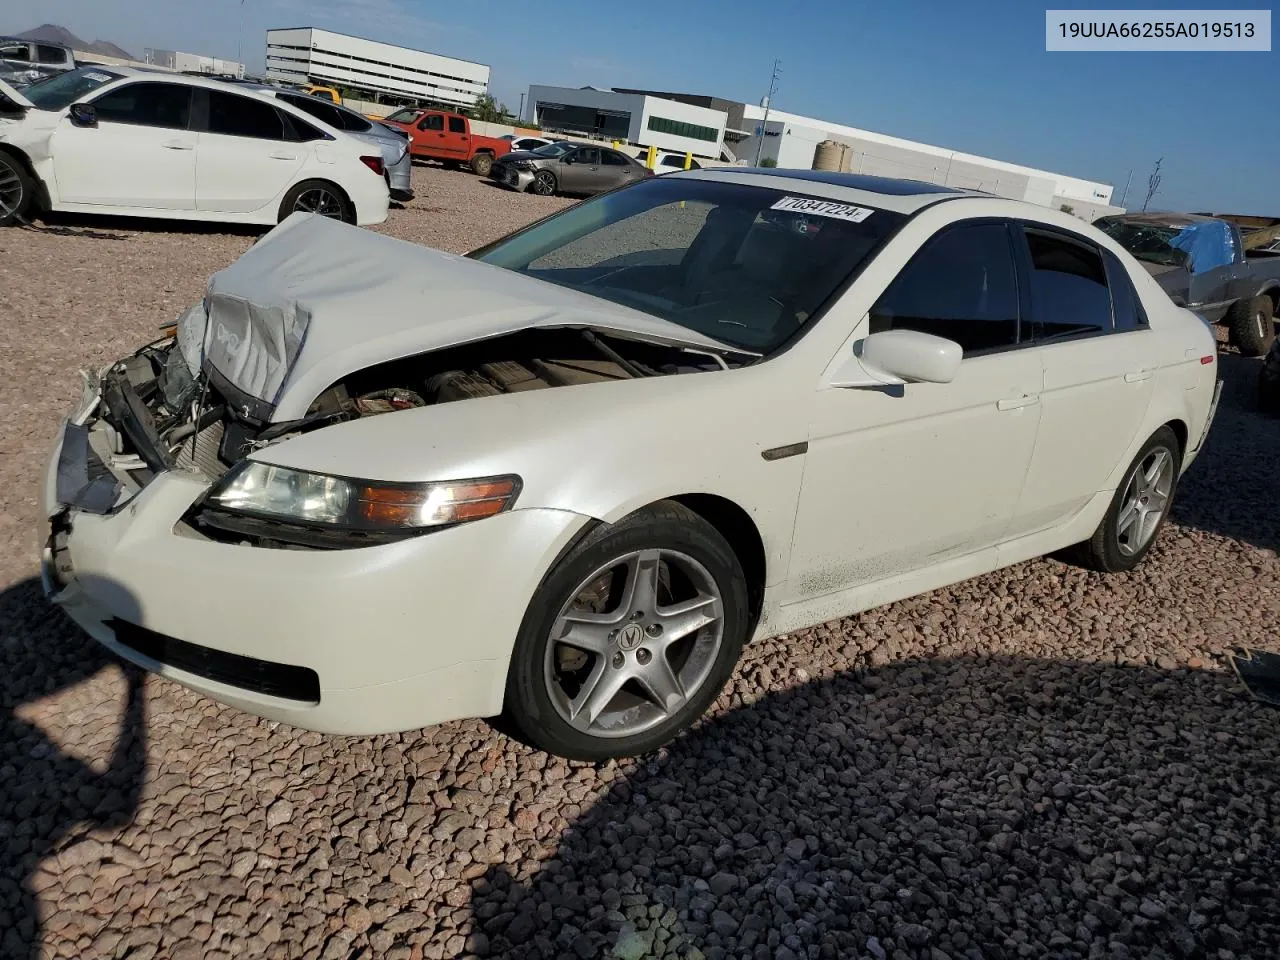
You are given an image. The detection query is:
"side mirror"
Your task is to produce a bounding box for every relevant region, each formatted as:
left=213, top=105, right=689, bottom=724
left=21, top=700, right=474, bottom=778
left=831, top=328, right=963, bottom=388
left=68, top=102, right=97, bottom=127
left=562, top=155, right=574, bottom=164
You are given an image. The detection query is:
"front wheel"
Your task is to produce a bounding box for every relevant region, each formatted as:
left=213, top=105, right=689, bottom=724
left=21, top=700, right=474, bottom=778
left=1226, top=294, right=1276, bottom=357
left=530, top=170, right=557, bottom=196
left=502, top=501, right=749, bottom=761
left=0, top=152, right=35, bottom=226
left=470, top=152, right=494, bottom=177
left=1074, top=426, right=1182, bottom=573
left=278, top=179, right=354, bottom=224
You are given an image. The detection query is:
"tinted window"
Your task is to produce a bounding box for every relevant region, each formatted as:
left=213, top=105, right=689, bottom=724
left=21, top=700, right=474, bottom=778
left=601, top=149, right=630, bottom=166
left=1102, top=249, right=1148, bottom=332
left=207, top=91, right=286, bottom=140
left=1024, top=228, right=1111, bottom=340
left=574, top=148, right=600, bottom=164
left=90, top=82, right=192, bottom=130
left=0, top=41, right=29, bottom=62
left=869, top=222, right=1021, bottom=356
left=279, top=92, right=343, bottom=129
left=514, top=138, right=543, bottom=150
left=335, top=108, right=372, bottom=133
left=281, top=111, right=328, bottom=142
left=420, top=114, right=444, bottom=131
left=36, top=44, right=66, bottom=64
left=660, top=156, right=684, bottom=168
left=448, top=116, right=466, bottom=133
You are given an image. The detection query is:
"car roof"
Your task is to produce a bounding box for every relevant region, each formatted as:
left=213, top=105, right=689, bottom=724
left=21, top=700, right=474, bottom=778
left=669, top=167, right=985, bottom=214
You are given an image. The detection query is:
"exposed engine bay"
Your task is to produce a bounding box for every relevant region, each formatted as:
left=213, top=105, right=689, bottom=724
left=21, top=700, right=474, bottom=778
left=94, top=326, right=733, bottom=489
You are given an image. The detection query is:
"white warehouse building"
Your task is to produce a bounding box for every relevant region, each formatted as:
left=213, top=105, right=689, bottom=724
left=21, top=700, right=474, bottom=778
left=524, top=86, right=727, bottom=159
left=265, top=28, right=489, bottom=109
left=144, top=49, right=244, bottom=78
left=525, top=85, right=1119, bottom=219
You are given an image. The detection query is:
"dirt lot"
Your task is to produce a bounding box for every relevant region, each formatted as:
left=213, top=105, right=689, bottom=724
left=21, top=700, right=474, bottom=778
left=1, top=165, right=1278, bottom=960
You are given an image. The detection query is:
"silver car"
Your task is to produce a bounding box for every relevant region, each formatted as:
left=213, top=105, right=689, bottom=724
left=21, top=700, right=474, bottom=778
left=236, top=83, right=414, bottom=202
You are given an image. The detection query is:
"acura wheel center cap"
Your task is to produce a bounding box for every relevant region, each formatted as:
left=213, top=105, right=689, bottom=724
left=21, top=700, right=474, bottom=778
left=617, top=623, right=645, bottom=651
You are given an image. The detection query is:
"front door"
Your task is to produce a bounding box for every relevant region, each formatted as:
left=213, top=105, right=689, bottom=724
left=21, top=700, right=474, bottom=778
left=1011, top=227, right=1156, bottom=534
left=787, top=220, right=1043, bottom=602
left=51, top=80, right=196, bottom=210
left=194, top=89, right=306, bottom=214
left=560, top=147, right=604, bottom=193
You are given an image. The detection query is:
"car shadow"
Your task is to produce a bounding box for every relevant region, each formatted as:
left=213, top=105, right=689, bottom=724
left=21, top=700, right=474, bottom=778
left=21, top=210, right=265, bottom=239
left=0, top=577, right=147, bottom=960
left=468, top=655, right=1280, bottom=959
left=1169, top=352, right=1278, bottom=556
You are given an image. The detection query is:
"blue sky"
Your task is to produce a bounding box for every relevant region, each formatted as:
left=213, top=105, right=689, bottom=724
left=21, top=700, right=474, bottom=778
left=7, top=0, right=1277, bottom=212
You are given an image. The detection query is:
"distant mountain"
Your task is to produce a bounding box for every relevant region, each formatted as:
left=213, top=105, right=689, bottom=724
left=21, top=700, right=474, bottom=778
left=12, top=23, right=136, bottom=61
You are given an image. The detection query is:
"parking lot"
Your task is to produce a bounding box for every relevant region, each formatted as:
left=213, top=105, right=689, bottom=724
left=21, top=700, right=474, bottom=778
left=1, top=163, right=1278, bottom=959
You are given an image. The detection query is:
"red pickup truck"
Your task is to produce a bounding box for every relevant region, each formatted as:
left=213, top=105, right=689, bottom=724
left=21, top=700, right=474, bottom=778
left=379, top=108, right=512, bottom=176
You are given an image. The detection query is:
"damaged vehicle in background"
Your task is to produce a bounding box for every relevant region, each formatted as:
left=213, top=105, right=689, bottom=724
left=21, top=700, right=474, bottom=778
left=42, top=169, right=1221, bottom=761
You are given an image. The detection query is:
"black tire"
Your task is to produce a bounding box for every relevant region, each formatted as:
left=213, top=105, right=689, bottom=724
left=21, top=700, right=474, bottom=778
left=0, top=151, right=35, bottom=227
left=277, top=179, right=355, bottom=224
left=1074, top=426, right=1182, bottom=573
left=470, top=152, right=494, bottom=177
left=1226, top=294, right=1276, bottom=357
left=530, top=170, right=557, bottom=197
left=502, top=500, right=750, bottom=761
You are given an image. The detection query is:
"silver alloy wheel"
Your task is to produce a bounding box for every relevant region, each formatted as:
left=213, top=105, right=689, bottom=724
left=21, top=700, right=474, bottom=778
left=543, top=548, right=725, bottom=739
left=532, top=171, right=555, bottom=196
left=293, top=187, right=345, bottom=219
left=1116, top=444, right=1175, bottom=556
left=0, top=161, right=23, bottom=218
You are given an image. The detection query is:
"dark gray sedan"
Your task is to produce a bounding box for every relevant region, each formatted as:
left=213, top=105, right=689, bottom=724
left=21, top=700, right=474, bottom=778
left=488, top=141, right=653, bottom=196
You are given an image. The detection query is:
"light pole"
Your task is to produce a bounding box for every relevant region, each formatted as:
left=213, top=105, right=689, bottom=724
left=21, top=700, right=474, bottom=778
left=753, top=58, right=781, bottom=167
left=237, top=0, right=245, bottom=69
left=518, top=92, right=526, bottom=123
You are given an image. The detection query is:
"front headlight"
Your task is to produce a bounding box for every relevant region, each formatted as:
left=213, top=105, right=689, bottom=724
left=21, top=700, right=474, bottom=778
left=204, top=462, right=521, bottom=533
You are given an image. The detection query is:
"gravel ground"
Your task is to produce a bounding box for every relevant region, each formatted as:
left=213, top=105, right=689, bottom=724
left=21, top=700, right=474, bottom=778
left=1, top=165, right=1278, bottom=960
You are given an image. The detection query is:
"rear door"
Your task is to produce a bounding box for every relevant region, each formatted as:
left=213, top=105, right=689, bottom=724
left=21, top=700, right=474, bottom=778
left=51, top=80, right=196, bottom=210
left=445, top=114, right=470, bottom=160
left=1009, top=223, right=1156, bottom=536
left=193, top=89, right=307, bottom=214
left=599, top=148, right=643, bottom=189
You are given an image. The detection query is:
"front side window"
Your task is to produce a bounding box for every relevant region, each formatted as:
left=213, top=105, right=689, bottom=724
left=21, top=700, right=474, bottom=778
left=470, top=177, right=906, bottom=354
left=90, top=82, right=193, bottom=130
left=36, top=44, right=66, bottom=64
left=420, top=114, right=444, bottom=131
left=870, top=222, right=1021, bottom=356
left=206, top=91, right=286, bottom=139
left=1024, top=227, right=1112, bottom=341
left=574, top=147, right=600, bottom=165
left=447, top=116, right=466, bottom=133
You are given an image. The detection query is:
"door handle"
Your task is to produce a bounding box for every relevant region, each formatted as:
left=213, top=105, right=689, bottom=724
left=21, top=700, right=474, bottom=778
left=269, top=152, right=298, bottom=160
left=997, top=394, right=1039, bottom=411
left=162, top=140, right=194, bottom=150
left=1124, top=370, right=1153, bottom=383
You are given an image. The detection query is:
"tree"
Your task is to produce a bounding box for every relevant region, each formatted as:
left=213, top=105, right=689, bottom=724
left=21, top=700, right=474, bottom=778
left=1141, top=158, right=1163, bottom=212
left=759, top=157, right=777, bottom=168
left=471, top=93, right=512, bottom=124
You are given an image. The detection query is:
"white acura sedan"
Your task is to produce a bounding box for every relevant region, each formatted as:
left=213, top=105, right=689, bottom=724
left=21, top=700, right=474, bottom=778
left=42, top=170, right=1221, bottom=760
left=0, top=66, right=390, bottom=227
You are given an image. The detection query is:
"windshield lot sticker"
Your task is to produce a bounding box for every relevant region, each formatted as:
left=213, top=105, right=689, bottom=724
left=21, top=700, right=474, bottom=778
left=770, top=197, right=874, bottom=222
left=83, top=72, right=113, bottom=82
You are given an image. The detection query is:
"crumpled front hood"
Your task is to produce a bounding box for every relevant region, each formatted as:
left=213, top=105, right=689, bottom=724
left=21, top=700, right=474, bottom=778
left=179, top=212, right=741, bottom=422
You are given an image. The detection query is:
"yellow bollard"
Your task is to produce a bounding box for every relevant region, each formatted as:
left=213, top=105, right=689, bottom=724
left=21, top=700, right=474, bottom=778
left=684, top=151, right=692, bottom=170
left=612, top=140, right=620, bottom=150
left=646, top=144, right=657, bottom=169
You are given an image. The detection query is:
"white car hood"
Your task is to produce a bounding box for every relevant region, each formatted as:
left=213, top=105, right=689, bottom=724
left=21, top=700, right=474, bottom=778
left=182, top=212, right=744, bottom=422
left=0, top=77, right=33, bottom=109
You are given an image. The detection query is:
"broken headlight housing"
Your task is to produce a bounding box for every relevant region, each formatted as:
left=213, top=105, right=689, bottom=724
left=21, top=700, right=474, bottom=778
left=196, top=462, right=521, bottom=546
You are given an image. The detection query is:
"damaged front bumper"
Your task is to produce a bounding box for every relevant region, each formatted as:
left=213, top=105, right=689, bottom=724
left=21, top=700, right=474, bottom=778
left=491, top=165, right=534, bottom=192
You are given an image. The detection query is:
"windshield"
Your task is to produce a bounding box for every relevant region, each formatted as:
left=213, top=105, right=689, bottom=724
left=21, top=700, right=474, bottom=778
left=1094, top=218, right=1191, bottom=267
left=383, top=108, right=420, bottom=124
left=531, top=141, right=575, bottom=158
left=21, top=66, right=121, bottom=110
left=469, top=177, right=907, bottom=354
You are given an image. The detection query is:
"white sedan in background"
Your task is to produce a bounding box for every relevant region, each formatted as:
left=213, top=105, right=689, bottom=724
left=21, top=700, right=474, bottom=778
left=42, top=170, right=1221, bottom=761
left=0, top=66, right=390, bottom=227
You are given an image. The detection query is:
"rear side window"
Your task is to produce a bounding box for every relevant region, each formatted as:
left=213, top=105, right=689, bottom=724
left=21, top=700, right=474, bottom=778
left=281, top=111, right=328, bottom=142
left=1024, top=228, right=1112, bottom=340
left=601, top=149, right=630, bottom=166
left=36, top=44, right=67, bottom=64
left=90, top=82, right=192, bottom=130
left=279, top=92, right=343, bottom=129
left=869, top=222, right=1021, bottom=356
left=447, top=116, right=466, bottom=133
left=207, top=90, right=286, bottom=140
left=1102, top=248, right=1149, bottom=332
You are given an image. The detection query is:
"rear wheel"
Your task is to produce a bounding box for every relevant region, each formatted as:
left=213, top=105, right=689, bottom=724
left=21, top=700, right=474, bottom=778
left=470, top=152, right=494, bottom=177
left=502, top=501, right=749, bottom=761
left=278, top=179, right=354, bottom=224
left=0, top=151, right=34, bottom=226
left=1074, top=426, right=1182, bottom=573
left=1226, top=294, right=1276, bottom=357
left=530, top=170, right=557, bottom=196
